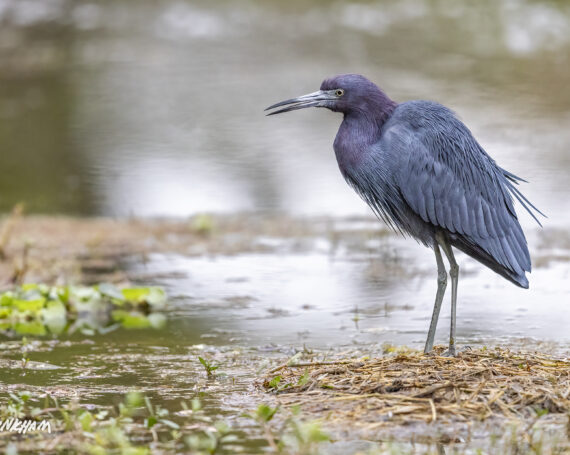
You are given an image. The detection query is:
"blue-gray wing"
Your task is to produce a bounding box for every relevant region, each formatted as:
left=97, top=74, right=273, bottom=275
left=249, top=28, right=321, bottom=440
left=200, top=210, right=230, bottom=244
left=386, top=115, right=540, bottom=288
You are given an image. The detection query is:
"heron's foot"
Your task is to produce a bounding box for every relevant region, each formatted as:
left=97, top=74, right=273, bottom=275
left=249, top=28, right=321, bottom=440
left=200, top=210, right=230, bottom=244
left=441, top=345, right=472, bottom=357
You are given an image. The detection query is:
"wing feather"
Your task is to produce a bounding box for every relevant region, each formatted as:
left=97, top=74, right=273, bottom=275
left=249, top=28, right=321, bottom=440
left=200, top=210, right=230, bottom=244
left=386, top=106, right=541, bottom=285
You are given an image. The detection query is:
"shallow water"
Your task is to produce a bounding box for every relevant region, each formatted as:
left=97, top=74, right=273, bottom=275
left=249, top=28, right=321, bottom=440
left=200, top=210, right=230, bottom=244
left=125, top=220, right=570, bottom=349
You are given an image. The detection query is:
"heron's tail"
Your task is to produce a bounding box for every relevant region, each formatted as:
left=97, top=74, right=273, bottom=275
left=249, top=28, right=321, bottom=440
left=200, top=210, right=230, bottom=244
left=502, top=169, right=545, bottom=227
left=450, top=236, right=529, bottom=289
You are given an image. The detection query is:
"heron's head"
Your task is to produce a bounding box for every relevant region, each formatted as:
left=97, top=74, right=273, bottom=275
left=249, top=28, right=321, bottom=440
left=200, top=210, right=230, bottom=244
left=265, top=74, right=395, bottom=117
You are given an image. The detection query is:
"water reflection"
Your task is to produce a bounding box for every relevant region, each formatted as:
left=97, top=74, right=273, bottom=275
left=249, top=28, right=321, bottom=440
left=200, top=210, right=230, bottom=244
left=0, top=0, right=569, bottom=227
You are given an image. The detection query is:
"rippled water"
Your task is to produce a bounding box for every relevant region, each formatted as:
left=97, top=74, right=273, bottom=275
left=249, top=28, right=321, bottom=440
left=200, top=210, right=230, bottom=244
left=0, top=0, right=569, bottom=229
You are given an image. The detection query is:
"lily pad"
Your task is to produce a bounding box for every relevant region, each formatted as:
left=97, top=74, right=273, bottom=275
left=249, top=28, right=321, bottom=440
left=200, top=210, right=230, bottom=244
left=13, top=298, right=46, bottom=313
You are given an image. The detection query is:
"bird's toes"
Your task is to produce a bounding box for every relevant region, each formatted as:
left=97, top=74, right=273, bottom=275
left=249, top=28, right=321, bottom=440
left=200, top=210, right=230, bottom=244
left=441, top=345, right=472, bottom=357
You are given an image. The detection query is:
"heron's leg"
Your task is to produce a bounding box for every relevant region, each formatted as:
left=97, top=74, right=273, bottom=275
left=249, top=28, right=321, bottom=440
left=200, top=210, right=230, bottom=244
left=438, top=236, right=459, bottom=357
left=424, top=243, right=447, bottom=354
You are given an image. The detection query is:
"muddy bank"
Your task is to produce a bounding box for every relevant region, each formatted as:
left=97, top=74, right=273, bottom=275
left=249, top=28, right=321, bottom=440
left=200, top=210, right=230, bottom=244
left=1, top=213, right=568, bottom=284
left=0, top=214, right=394, bottom=285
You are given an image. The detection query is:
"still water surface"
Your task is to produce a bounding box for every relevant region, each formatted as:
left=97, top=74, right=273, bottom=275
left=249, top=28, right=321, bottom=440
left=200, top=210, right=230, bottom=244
left=0, top=0, right=569, bottom=229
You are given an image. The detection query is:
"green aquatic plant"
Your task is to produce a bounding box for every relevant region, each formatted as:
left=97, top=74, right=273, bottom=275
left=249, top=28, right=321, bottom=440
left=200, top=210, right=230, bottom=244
left=191, top=213, right=215, bottom=236
left=243, top=404, right=330, bottom=454
left=0, top=391, right=33, bottom=420
left=185, top=420, right=238, bottom=455
left=0, top=284, right=167, bottom=336
left=198, top=356, right=220, bottom=377
left=0, top=391, right=246, bottom=454
left=282, top=406, right=329, bottom=455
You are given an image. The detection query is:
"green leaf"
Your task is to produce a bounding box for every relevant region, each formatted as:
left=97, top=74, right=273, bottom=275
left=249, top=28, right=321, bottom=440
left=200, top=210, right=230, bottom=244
left=286, top=352, right=303, bottom=365
left=146, top=288, right=167, bottom=308
left=191, top=398, right=202, bottom=412
left=13, top=298, right=45, bottom=313
left=120, top=314, right=151, bottom=329
left=80, top=327, right=95, bottom=336
left=0, top=293, right=13, bottom=306
left=21, top=284, right=39, bottom=292
left=71, top=287, right=100, bottom=302
left=79, top=411, right=93, bottom=432
left=303, top=421, right=330, bottom=443
left=56, top=286, right=70, bottom=303
left=220, top=434, right=239, bottom=443
left=145, top=416, right=157, bottom=429
left=126, top=391, right=144, bottom=408
left=122, top=287, right=167, bottom=308
left=122, top=288, right=150, bottom=302
left=268, top=376, right=282, bottom=388
left=214, top=420, right=230, bottom=434
left=192, top=213, right=214, bottom=234
left=159, top=419, right=180, bottom=430
left=112, top=310, right=153, bottom=329
left=41, top=300, right=67, bottom=334
left=0, top=307, right=11, bottom=318
left=255, top=404, right=278, bottom=423
left=198, top=356, right=219, bottom=376
left=14, top=321, right=47, bottom=335
left=297, top=369, right=310, bottom=387
left=145, top=396, right=154, bottom=416
left=111, top=310, right=129, bottom=322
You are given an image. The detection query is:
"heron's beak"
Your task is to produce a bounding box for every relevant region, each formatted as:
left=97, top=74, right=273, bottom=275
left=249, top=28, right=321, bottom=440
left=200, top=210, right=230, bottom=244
left=265, top=90, right=337, bottom=116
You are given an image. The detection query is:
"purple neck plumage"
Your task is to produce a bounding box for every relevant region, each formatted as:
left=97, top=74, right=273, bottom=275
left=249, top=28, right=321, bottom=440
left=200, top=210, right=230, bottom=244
left=334, top=89, right=397, bottom=174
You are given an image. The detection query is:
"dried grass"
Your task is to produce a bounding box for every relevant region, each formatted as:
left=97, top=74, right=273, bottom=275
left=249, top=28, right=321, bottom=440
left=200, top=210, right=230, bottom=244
left=261, top=346, right=570, bottom=429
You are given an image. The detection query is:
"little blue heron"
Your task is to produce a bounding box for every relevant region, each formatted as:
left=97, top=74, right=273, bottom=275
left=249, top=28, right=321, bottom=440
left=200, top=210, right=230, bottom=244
left=266, top=74, right=543, bottom=356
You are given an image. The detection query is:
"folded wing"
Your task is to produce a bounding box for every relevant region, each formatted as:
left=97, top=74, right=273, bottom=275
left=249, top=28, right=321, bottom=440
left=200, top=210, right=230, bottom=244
left=388, top=110, right=541, bottom=288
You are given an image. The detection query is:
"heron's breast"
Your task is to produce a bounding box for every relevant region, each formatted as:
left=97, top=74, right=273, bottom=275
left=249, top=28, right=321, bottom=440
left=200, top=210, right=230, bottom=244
left=333, top=132, right=376, bottom=180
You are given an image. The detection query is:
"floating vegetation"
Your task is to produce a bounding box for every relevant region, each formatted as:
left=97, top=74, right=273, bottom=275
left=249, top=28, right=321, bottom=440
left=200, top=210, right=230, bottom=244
left=261, top=346, right=570, bottom=434
left=0, top=284, right=167, bottom=336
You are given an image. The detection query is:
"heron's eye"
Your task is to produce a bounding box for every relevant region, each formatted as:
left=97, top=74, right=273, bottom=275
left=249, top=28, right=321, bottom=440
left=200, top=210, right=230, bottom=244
left=335, top=89, right=344, bottom=97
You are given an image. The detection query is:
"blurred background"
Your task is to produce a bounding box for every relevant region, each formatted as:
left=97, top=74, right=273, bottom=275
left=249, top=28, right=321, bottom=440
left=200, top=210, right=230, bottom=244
left=0, top=0, right=569, bottom=227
